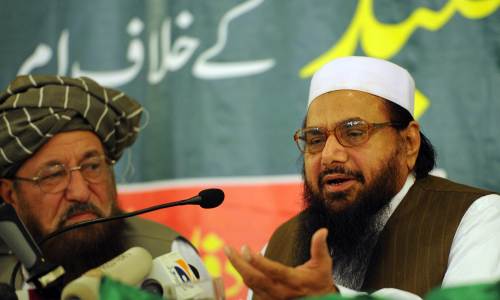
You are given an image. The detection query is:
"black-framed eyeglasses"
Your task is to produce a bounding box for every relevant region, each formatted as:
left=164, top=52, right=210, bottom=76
left=293, top=118, right=403, bottom=154
left=13, top=155, right=115, bottom=194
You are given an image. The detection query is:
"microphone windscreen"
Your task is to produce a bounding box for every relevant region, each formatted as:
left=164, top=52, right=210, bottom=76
left=198, top=189, right=224, bottom=208
left=61, top=247, right=153, bottom=300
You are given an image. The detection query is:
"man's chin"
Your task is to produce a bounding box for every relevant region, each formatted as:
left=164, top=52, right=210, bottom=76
left=322, top=189, right=359, bottom=212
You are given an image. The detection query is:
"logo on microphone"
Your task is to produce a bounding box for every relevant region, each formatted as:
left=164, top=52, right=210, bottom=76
left=171, top=257, right=196, bottom=283
left=144, top=251, right=203, bottom=299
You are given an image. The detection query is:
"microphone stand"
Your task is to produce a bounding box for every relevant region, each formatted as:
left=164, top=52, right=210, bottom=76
left=39, top=194, right=202, bottom=246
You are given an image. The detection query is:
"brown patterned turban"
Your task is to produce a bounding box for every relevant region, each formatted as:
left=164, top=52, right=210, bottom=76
left=0, top=75, right=142, bottom=177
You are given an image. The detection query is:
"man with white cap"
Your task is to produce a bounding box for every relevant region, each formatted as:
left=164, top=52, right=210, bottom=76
left=226, top=56, right=500, bottom=299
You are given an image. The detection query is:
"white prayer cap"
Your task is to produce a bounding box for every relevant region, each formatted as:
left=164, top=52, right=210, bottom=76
left=308, top=56, right=415, bottom=116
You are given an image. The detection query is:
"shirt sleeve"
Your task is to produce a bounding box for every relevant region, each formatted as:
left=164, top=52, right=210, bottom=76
left=337, top=285, right=422, bottom=300
left=442, top=193, right=500, bottom=286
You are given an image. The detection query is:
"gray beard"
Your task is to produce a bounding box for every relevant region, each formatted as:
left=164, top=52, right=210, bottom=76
left=332, top=210, right=387, bottom=289
left=298, top=151, right=402, bottom=290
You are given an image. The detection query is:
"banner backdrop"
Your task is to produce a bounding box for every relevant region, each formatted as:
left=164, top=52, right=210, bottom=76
left=1, top=1, right=500, bottom=298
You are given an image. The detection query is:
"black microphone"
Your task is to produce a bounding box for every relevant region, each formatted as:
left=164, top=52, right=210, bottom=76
left=198, top=188, right=224, bottom=208
left=39, top=188, right=225, bottom=246
left=0, top=202, right=65, bottom=293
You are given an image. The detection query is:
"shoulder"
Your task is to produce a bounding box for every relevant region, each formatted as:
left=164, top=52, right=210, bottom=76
left=461, top=194, right=500, bottom=221
left=415, top=175, right=495, bottom=196
left=123, top=217, right=183, bottom=257
left=125, top=216, right=181, bottom=238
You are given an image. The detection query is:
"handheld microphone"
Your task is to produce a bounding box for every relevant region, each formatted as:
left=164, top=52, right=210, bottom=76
left=0, top=203, right=64, bottom=290
left=61, top=247, right=153, bottom=300
left=39, top=188, right=225, bottom=246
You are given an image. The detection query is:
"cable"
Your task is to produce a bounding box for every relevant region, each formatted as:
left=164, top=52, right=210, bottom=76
left=9, top=261, right=21, bottom=289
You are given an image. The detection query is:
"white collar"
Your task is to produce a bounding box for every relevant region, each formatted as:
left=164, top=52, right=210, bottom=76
left=383, top=173, right=416, bottom=225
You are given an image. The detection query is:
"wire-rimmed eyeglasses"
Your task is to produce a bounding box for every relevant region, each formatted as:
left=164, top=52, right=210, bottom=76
left=293, top=118, right=403, bottom=154
left=13, top=155, right=115, bottom=193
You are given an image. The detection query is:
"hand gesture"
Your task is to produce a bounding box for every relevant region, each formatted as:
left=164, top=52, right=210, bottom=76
left=225, top=228, right=337, bottom=299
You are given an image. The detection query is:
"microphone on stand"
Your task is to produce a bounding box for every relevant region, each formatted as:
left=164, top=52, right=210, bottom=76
left=3, top=188, right=224, bottom=298
left=38, top=188, right=225, bottom=246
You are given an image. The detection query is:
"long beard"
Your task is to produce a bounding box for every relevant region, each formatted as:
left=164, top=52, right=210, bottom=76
left=297, top=152, right=403, bottom=289
left=18, top=200, right=129, bottom=285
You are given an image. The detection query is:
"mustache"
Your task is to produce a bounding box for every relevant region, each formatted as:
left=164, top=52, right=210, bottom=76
left=318, top=165, right=365, bottom=188
left=58, top=202, right=105, bottom=229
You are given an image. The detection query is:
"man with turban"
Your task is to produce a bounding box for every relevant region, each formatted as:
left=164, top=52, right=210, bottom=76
left=0, top=75, right=208, bottom=291
left=226, top=56, right=500, bottom=299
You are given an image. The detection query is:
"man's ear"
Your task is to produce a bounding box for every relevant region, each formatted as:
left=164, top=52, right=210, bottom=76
left=402, top=121, right=421, bottom=171
left=0, top=179, right=19, bottom=209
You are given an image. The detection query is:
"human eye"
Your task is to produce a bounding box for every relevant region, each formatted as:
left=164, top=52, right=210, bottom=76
left=345, top=128, right=366, bottom=138
left=305, top=130, right=326, bottom=145
left=39, top=165, right=66, bottom=183
left=341, top=122, right=369, bottom=144
left=81, top=157, right=104, bottom=172
left=303, top=130, right=327, bottom=153
left=309, top=136, right=325, bottom=146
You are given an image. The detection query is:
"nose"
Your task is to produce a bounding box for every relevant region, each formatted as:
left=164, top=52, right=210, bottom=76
left=64, top=169, right=91, bottom=203
left=320, top=134, right=348, bottom=167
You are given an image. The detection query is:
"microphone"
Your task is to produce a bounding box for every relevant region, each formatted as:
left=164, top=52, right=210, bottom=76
left=39, top=188, right=225, bottom=246
left=0, top=203, right=65, bottom=291
left=61, top=247, right=153, bottom=300
left=197, top=188, right=224, bottom=208
left=4, top=188, right=223, bottom=297
left=141, top=251, right=207, bottom=299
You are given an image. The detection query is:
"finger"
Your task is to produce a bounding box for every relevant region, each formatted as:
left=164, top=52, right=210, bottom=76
left=225, top=246, right=300, bottom=299
left=243, top=246, right=297, bottom=283
left=225, top=246, right=284, bottom=292
left=309, top=228, right=331, bottom=265
left=224, top=245, right=265, bottom=280
left=248, top=248, right=326, bottom=294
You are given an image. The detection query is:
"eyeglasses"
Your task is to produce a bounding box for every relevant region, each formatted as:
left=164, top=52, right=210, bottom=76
left=13, top=155, right=115, bottom=194
left=293, top=119, right=403, bottom=154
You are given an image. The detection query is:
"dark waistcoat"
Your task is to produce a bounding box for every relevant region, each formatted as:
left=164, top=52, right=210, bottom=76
left=264, top=176, right=493, bottom=297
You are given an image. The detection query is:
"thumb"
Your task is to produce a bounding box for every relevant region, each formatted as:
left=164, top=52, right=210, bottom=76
left=309, top=228, right=330, bottom=263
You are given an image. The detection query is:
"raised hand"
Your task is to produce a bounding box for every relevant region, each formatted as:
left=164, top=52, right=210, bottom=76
left=225, top=228, right=337, bottom=300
